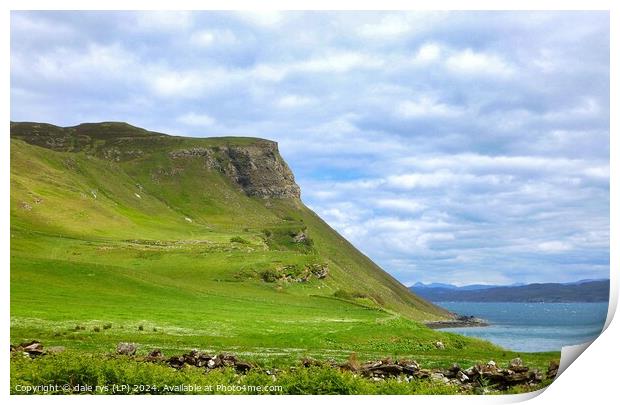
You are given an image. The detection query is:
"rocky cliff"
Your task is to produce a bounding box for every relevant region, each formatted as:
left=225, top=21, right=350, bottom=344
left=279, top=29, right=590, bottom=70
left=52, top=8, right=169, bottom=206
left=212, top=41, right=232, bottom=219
left=169, top=143, right=300, bottom=199
left=10, top=121, right=301, bottom=200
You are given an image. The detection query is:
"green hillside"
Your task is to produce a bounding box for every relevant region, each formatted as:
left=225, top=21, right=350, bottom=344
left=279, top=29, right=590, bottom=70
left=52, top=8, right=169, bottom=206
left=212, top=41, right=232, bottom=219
left=10, top=122, right=558, bottom=385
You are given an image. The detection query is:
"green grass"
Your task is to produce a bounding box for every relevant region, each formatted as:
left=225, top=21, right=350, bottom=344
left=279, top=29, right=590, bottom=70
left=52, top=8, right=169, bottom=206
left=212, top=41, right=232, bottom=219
left=10, top=123, right=560, bottom=394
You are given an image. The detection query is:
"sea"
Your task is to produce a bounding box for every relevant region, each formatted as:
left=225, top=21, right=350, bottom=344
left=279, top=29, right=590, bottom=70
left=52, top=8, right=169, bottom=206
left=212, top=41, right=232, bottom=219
left=435, top=301, right=609, bottom=352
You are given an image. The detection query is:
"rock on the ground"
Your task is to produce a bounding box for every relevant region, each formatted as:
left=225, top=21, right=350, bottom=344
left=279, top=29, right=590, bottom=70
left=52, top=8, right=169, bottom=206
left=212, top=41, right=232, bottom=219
left=116, top=342, right=137, bottom=356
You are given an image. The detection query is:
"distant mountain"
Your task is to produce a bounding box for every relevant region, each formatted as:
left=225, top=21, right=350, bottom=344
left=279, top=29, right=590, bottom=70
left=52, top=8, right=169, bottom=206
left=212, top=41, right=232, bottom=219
left=413, top=282, right=502, bottom=291
left=410, top=280, right=610, bottom=303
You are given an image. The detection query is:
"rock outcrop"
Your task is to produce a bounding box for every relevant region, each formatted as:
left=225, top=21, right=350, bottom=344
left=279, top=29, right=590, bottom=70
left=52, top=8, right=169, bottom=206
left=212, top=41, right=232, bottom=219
left=169, top=142, right=301, bottom=199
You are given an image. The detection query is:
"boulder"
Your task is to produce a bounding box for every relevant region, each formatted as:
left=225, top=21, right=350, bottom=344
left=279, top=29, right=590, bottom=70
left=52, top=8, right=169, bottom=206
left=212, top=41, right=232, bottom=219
left=367, top=364, right=404, bottom=377
left=145, top=349, right=164, bottom=362
left=168, top=356, right=185, bottom=369
left=235, top=361, right=253, bottom=373
left=444, top=363, right=461, bottom=377
left=398, top=359, right=420, bottom=374
left=547, top=360, right=559, bottom=379
left=457, top=371, right=470, bottom=383
left=435, top=341, right=445, bottom=350
left=508, top=357, right=528, bottom=372
left=116, top=342, right=137, bottom=356
left=293, top=231, right=308, bottom=243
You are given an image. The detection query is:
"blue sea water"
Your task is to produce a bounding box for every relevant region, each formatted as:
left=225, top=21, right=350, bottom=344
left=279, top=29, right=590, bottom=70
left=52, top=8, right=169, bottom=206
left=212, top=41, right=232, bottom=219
left=435, top=301, right=609, bottom=352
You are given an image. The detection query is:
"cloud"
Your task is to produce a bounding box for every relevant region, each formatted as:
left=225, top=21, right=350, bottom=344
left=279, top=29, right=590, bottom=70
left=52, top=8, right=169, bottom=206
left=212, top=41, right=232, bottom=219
left=358, top=15, right=413, bottom=37
left=537, top=241, right=573, bottom=253
left=277, top=95, right=316, bottom=108
left=396, top=95, right=464, bottom=118
left=190, top=29, right=238, bottom=47
left=445, top=48, right=514, bottom=77
left=132, top=11, right=193, bottom=31
left=177, top=112, right=216, bottom=127
left=375, top=198, right=426, bottom=214
left=235, top=11, right=284, bottom=27
left=413, top=43, right=442, bottom=63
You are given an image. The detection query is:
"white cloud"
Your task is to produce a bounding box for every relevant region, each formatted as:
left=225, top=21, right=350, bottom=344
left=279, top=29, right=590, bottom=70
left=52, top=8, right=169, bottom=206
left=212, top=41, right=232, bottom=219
left=537, top=241, right=572, bottom=252
left=277, top=95, right=315, bottom=108
left=11, top=13, right=74, bottom=39
left=177, top=112, right=216, bottom=127
left=235, top=11, right=283, bottom=27
left=357, top=12, right=443, bottom=39
left=396, top=96, right=464, bottom=118
left=190, top=30, right=215, bottom=46
left=375, top=198, right=426, bottom=214
left=358, top=15, right=412, bottom=37
left=133, top=11, right=193, bottom=31
left=151, top=71, right=202, bottom=97
left=299, top=52, right=383, bottom=73
left=149, top=68, right=239, bottom=98
left=190, top=29, right=238, bottom=47
left=17, top=43, right=136, bottom=81
left=413, top=43, right=441, bottom=63
left=446, top=49, right=514, bottom=77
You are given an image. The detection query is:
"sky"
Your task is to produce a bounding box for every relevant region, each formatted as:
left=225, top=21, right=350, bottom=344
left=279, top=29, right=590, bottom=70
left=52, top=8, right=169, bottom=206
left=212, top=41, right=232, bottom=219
left=10, top=11, right=610, bottom=286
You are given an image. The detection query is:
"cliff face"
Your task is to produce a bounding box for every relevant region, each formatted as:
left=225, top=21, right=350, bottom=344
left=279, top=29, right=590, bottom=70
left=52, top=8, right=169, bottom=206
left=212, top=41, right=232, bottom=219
left=169, top=143, right=301, bottom=199
left=11, top=121, right=301, bottom=200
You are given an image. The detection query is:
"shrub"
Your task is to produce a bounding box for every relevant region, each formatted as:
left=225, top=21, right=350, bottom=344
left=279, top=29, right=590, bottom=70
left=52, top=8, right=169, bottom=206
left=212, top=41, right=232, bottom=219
left=334, top=290, right=368, bottom=301
left=334, top=290, right=353, bottom=300
left=93, top=326, right=100, bottom=332
left=138, top=325, right=144, bottom=331
left=230, top=236, right=249, bottom=244
left=260, top=269, right=281, bottom=283
left=103, top=323, right=112, bottom=330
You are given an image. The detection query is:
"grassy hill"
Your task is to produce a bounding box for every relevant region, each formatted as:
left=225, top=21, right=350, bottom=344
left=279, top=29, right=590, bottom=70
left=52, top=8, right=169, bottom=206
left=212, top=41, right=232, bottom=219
left=10, top=122, right=559, bottom=393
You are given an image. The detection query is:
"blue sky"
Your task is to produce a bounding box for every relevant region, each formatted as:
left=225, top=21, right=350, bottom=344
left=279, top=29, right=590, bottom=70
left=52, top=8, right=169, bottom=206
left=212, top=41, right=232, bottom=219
left=10, top=11, right=610, bottom=286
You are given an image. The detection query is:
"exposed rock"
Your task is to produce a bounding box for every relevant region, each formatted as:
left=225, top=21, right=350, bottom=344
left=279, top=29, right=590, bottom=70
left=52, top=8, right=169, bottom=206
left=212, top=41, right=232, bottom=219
left=10, top=341, right=62, bottom=358
left=308, top=263, right=329, bottom=279
left=170, top=142, right=301, bottom=200
left=116, top=342, right=137, bottom=356
left=547, top=360, right=559, bottom=379
left=161, top=350, right=253, bottom=373
left=444, top=363, right=461, bottom=378
left=293, top=230, right=308, bottom=243
left=425, top=315, right=489, bottom=329
left=509, top=357, right=522, bottom=368
left=235, top=361, right=253, bottom=373
left=509, top=357, right=529, bottom=373
left=399, top=359, right=420, bottom=374
left=430, top=372, right=446, bottom=381
left=168, top=355, right=185, bottom=369
left=457, top=370, right=470, bottom=383
left=145, top=349, right=164, bottom=361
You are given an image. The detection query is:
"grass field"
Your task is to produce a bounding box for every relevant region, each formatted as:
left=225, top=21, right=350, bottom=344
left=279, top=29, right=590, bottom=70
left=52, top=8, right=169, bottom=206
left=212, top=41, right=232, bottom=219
left=10, top=122, right=560, bottom=394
